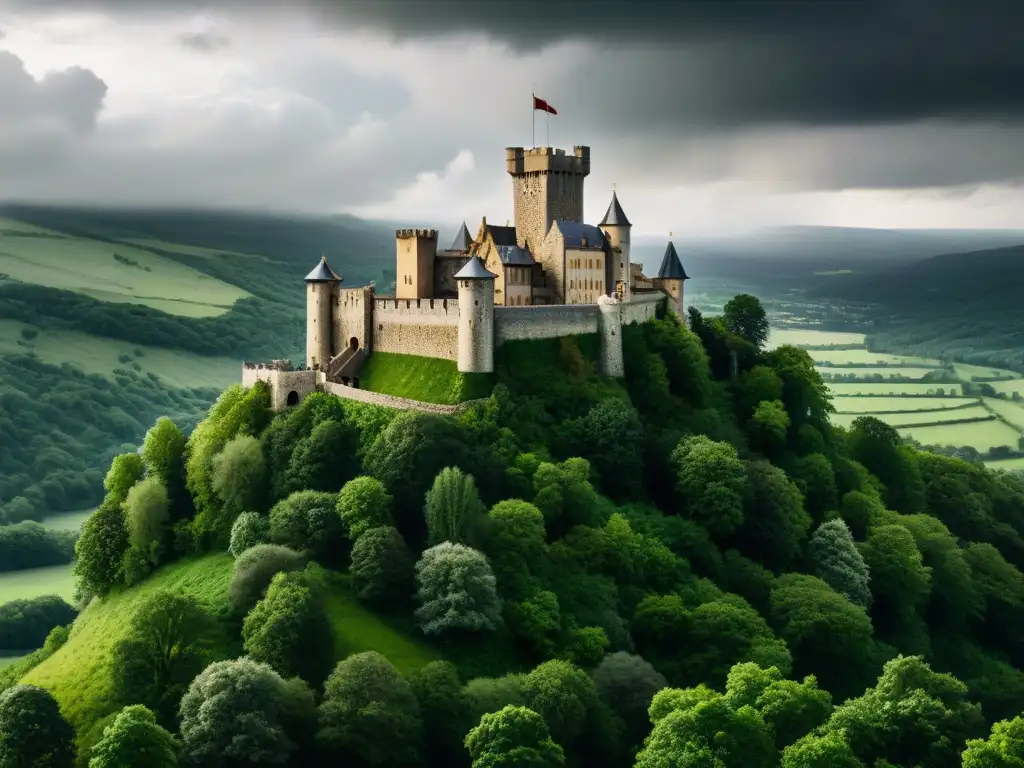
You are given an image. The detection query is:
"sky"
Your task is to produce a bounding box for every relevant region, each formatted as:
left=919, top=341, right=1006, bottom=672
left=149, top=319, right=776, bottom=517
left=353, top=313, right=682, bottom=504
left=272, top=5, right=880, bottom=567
left=1, top=0, right=1023, bottom=236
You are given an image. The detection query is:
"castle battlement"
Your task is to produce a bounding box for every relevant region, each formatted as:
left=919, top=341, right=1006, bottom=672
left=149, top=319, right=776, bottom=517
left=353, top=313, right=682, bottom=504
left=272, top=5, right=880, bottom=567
left=505, top=146, right=591, bottom=176
left=396, top=228, right=438, bottom=239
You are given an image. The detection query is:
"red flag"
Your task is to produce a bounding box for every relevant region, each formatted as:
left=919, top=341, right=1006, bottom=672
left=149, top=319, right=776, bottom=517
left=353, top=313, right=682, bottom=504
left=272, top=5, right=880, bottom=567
left=533, top=95, right=558, bottom=115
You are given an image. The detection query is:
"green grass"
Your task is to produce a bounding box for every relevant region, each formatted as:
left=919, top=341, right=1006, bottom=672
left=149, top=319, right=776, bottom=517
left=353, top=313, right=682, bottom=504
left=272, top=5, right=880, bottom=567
left=0, top=655, right=26, bottom=669
left=828, top=381, right=964, bottom=396
left=358, top=352, right=493, bottom=404
left=41, top=508, right=95, bottom=533
left=983, top=398, right=1024, bottom=430
left=830, top=405, right=994, bottom=430
left=120, top=238, right=254, bottom=260
left=818, top=366, right=942, bottom=380
left=833, top=396, right=977, bottom=413
left=954, top=363, right=1022, bottom=382
left=0, top=319, right=239, bottom=389
left=0, top=565, right=76, bottom=604
left=323, top=576, right=437, bottom=675
left=986, top=457, right=1024, bottom=471
left=992, top=380, right=1024, bottom=397
left=23, top=554, right=236, bottom=731
left=767, top=328, right=866, bottom=349
left=810, top=349, right=942, bottom=366
left=899, top=420, right=1022, bottom=452
left=0, top=218, right=249, bottom=318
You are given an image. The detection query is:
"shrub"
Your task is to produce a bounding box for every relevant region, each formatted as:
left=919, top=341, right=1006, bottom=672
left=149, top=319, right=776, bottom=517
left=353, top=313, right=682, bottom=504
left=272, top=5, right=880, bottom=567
left=268, top=490, right=345, bottom=565
left=0, top=595, right=77, bottom=651
left=415, top=542, right=502, bottom=636
left=228, top=544, right=305, bottom=614
left=228, top=511, right=269, bottom=557
left=336, top=476, right=394, bottom=540
left=349, top=526, right=415, bottom=604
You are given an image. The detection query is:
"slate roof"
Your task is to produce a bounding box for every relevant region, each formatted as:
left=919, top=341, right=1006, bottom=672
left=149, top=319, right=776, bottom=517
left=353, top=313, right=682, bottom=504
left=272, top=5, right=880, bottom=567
left=454, top=255, right=497, bottom=280
left=486, top=225, right=518, bottom=247
left=496, top=245, right=535, bottom=266
left=448, top=222, right=473, bottom=252
left=657, top=241, right=689, bottom=280
left=305, top=255, right=341, bottom=282
left=554, top=221, right=605, bottom=249
left=598, top=191, right=631, bottom=227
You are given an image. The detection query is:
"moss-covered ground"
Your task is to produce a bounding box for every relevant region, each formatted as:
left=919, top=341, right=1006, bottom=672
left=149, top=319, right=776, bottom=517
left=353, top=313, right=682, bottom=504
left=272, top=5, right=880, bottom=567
left=358, top=352, right=493, bottom=404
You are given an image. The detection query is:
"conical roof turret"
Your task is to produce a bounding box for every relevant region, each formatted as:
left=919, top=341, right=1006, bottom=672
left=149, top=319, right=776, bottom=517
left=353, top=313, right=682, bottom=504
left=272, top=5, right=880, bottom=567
left=448, top=221, right=473, bottom=252
left=599, top=191, right=631, bottom=227
left=304, top=255, right=341, bottom=282
left=657, top=241, right=689, bottom=280
left=454, top=255, right=497, bottom=280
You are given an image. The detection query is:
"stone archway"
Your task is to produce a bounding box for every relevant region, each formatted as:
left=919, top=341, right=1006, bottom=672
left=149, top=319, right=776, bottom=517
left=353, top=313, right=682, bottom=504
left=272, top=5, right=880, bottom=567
left=286, top=390, right=299, bottom=406
left=349, top=336, right=359, bottom=351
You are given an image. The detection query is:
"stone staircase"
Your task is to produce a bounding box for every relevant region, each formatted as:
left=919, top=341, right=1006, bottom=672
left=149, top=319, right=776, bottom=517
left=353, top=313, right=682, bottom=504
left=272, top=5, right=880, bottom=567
left=325, top=347, right=365, bottom=382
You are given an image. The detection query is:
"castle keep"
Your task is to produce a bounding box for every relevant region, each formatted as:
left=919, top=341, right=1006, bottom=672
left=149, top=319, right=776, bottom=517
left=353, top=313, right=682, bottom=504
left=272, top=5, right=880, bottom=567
left=243, top=144, right=690, bottom=410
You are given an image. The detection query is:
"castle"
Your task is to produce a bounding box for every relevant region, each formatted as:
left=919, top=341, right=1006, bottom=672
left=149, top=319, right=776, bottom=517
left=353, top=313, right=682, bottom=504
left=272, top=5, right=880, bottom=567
left=243, top=144, right=689, bottom=411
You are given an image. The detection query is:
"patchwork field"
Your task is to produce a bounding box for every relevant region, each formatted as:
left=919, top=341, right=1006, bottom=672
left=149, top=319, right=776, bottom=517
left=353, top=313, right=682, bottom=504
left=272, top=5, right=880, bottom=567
left=0, top=565, right=76, bottom=605
left=0, top=319, right=239, bottom=390
left=773, top=326, right=1024, bottom=458
left=0, top=218, right=249, bottom=318
left=986, top=457, right=1024, bottom=472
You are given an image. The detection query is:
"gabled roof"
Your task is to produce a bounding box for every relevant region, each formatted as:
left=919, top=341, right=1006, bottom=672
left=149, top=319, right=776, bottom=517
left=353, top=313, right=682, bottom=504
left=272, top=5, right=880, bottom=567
left=599, top=191, right=631, bottom=227
left=496, top=245, right=535, bottom=266
left=305, top=255, right=341, bottom=282
left=454, top=255, right=497, bottom=280
left=448, top=222, right=473, bottom=252
left=657, top=241, right=689, bottom=280
left=486, top=225, right=518, bottom=247
left=554, top=221, right=605, bottom=249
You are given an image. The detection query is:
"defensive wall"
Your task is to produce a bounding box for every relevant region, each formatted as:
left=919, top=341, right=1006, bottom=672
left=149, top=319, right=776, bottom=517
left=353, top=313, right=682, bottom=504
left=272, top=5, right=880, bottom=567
left=371, top=296, right=460, bottom=361
left=494, top=304, right=599, bottom=345
left=622, top=291, right=665, bottom=325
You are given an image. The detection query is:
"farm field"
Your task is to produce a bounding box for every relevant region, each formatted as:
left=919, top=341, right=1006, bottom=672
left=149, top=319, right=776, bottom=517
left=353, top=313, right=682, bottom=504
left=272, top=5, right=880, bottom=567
left=768, top=328, right=866, bottom=348
left=832, top=396, right=977, bottom=413
left=0, top=218, right=249, bottom=318
left=954, top=362, right=1023, bottom=382
left=985, top=398, right=1024, bottom=430
left=0, top=565, right=76, bottom=605
left=829, top=405, right=993, bottom=430
left=827, top=381, right=964, bottom=396
left=811, top=349, right=940, bottom=366
left=992, top=379, right=1024, bottom=398
left=0, top=319, right=239, bottom=390
left=120, top=238, right=254, bottom=259
left=41, top=508, right=95, bottom=532
left=818, top=366, right=941, bottom=380
left=899, top=420, right=1022, bottom=453
left=986, top=457, right=1024, bottom=472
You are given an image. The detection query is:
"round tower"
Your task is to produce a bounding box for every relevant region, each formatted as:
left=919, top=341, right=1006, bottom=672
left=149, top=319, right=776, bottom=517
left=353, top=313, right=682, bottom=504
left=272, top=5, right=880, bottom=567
left=597, top=294, right=625, bottom=377
left=599, top=190, right=632, bottom=300
left=656, top=239, right=689, bottom=321
left=304, top=255, right=341, bottom=370
left=455, top=256, right=497, bottom=374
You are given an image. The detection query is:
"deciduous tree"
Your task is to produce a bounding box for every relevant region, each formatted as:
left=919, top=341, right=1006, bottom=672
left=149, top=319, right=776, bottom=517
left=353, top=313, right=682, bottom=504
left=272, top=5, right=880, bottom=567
left=0, top=684, right=75, bottom=768
left=424, top=466, right=486, bottom=547
left=809, top=519, right=872, bottom=608
left=87, top=704, right=178, bottom=768
left=349, top=525, right=414, bottom=604
left=464, top=705, right=564, bottom=768
left=415, top=542, right=502, bottom=635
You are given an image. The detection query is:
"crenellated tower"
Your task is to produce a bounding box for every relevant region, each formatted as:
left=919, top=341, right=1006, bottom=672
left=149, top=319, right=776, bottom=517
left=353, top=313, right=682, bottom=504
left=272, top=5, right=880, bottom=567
left=396, top=228, right=438, bottom=299
left=506, top=145, right=590, bottom=252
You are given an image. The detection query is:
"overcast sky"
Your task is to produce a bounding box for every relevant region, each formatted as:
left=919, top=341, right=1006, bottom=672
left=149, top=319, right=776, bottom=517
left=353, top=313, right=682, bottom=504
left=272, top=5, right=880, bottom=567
left=1, top=0, right=1023, bottom=235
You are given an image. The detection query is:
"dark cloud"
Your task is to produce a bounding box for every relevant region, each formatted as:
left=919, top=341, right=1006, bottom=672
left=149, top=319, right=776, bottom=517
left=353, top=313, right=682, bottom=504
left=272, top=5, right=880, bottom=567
left=178, top=31, right=230, bottom=52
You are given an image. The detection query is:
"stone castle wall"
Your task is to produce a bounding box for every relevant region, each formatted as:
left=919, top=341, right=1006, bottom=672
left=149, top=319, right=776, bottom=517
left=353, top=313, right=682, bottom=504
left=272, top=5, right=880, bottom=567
left=334, top=286, right=374, bottom=355
left=373, top=296, right=460, bottom=360
left=493, top=304, right=600, bottom=345
left=242, top=366, right=318, bottom=410
left=322, top=381, right=481, bottom=414
left=622, top=291, right=665, bottom=325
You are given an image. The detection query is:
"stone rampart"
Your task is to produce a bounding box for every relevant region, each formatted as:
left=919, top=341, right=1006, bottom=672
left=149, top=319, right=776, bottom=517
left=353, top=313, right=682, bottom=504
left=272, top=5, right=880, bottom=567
left=493, top=304, right=599, bottom=345
left=373, top=297, right=460, bottom=360
left=242, top=364, right=318, bottom=410
left=323, top=381, right=483, bottom=414
left=622, top=292, right=665, bottom=325
left=335, top=286, right=374, bottom=354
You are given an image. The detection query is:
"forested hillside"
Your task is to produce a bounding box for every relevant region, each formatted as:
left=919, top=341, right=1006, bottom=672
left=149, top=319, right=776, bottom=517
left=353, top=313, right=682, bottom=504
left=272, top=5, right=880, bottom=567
left=4, top=295, right=1024, bottom=767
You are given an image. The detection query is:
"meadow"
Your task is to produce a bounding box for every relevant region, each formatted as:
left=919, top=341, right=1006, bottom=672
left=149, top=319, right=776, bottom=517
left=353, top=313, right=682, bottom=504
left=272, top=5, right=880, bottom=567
left=767, top=327, right=866, bottom=348
left=817, top=365, right=942, bottom=379
left=832, top=396, right=977, bottom=413
left=985, top=398, right=1024, bottom=430
left=829, top=405, right=993, bottom=430
left=827, top=381, right=964, bottom=396
left=0, top=218, right=249, bottom=318
left=899, top=420, right=1023, bottom=452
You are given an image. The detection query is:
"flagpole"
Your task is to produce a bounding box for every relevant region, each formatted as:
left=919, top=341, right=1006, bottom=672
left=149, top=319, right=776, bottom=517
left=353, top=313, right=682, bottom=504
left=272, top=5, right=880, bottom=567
left=531, top=83, right=536, bottom=148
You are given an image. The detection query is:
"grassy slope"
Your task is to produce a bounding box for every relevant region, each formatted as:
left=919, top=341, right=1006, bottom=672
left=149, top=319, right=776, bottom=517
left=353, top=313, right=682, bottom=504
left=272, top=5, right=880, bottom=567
left=22, top=554, right=436, bottom=734
left=358, top=352, right=494, bottom=404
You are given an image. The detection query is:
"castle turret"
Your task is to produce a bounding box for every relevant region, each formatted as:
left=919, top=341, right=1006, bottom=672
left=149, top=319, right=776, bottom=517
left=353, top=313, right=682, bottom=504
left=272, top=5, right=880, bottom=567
left=506, top=145, right=590, bottom=252
left=396, top=228, right=438, bottom=299
left=599, top=190, right=632, bottom=300
left=455, top=256, right=496, bottom=373
left=305, top=255, right=341, bottom=369
left=656, top=239, right=689, bottom=320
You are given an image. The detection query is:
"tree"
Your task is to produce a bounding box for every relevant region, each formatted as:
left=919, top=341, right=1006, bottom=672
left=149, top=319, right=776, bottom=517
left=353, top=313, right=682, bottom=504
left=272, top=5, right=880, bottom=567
left=268, top=490, right=345, bottom=565
left=0, top=684, right=75, bottom=768
left=521, top=659, right=602, bottom=751
left=723, top=294, right=770, bottom=350
left=140, top=416, right=189, bottom=519
left=211, top=434, right=267, bottom=520
left=424, top=467, right=486, bottom=547
left=228, top=511, right=269, bottom=557
left=736, top=460, right=812, bottom=572
left=122, top=476, right=171, bottom=582
left=561, top=398, right=645, bottom=500
left=464, top=705, right=564, bottom=768
left=409, top=661, right=472, bottom=768
left=415, top=542, right=502, bottom=635
left=242, top=569, right=334, bottom=687
left=962, top=715, right=1024, bottom=768
left=336, top=476, right=394, bottom=540
left=734, top=366, right=785, bottom=418
left=110, top=591, right=216, bottom=724
left=88, top=704, right=178, bottom=768
left=724, top=663, right=833, bottom=750
left=282, top=418, right=360, bottom=495
left=349, top=526, right=414, bottom=604
left=670, top=435, right=747, bottom=538
left=761, top=346, right=834, bottom=430
left=748, top=399, right=790, bottom=457
left=592, top=652, right=668, bottom=752
left=178, top=658, right=315, bottom=768
left=791, top=453, right=839, bottom=524
left=0, top=595, right=76, bottom=651
left=846, top=417, right=926, bottom=514
left=74, top=496, right=129, bottom=598
left=104, top=452, right=145, bottom=503
left=809, top=519, right=872, bottom=608
left=228, top=543, right=305, bottom=614
left=485, top=499, right=547, bottom=598
left=781, top=730, right=863, bottom=768
left=635, top=686, right=775, bottom=768
left=857, top=523, right=931, bottom=641
left=317, top=651, right=422, bottom=764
